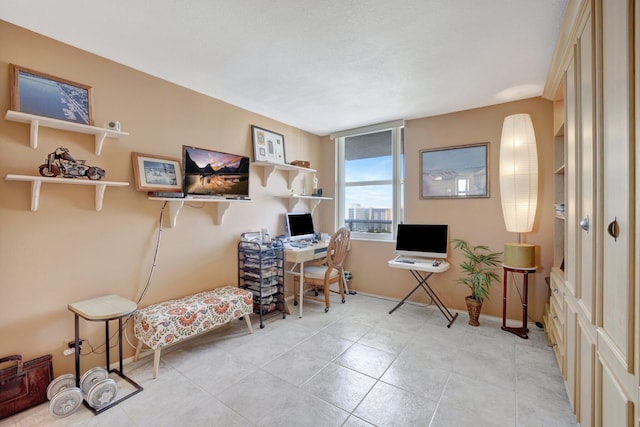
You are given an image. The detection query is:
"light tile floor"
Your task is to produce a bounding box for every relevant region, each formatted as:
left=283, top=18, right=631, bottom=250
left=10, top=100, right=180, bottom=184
left=1, top=293, right=577, bottom=426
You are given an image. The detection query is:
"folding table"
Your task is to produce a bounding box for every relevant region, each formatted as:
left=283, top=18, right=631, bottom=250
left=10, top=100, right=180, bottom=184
left=387, top=259, right=459, bottom=327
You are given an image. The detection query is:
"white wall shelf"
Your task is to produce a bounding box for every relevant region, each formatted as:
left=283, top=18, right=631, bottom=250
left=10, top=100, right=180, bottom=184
left=253, top=161, right=316, bottom=187
left=5, top=110, right=129, bottom=155
left=148, top=197, right=250, bottom=227
left=5, top=174, right=129, bottom=212
left=276, top=194, right=332, bottom=213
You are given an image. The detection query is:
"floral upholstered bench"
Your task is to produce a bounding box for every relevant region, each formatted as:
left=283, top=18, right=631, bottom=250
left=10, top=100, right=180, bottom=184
left=133, top=286, right=253, bottom=378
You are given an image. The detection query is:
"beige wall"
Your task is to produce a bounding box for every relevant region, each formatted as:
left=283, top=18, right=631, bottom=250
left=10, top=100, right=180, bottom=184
left=338, top=98, right=554, bottom=323
left=1, top=20, right=554, bottom=376
left=0, top=21, right=324, bottom=374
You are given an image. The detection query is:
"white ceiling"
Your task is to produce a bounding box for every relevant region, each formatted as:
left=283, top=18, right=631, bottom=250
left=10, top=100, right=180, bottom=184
left=1, top=0, right=566, bottom=136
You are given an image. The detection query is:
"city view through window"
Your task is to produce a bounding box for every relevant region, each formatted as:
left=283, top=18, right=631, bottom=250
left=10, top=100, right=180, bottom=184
left=346, top=183, right=394, bottom=235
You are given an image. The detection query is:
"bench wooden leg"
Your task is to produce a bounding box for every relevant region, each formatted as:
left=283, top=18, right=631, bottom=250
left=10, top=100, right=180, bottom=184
left=244, top=315, right=253, bottom=334
left=134, top=340, right=143, bottom=362
left=153, top=349, right=161, bottom=379
left=135, top=339, right=161, bottom=379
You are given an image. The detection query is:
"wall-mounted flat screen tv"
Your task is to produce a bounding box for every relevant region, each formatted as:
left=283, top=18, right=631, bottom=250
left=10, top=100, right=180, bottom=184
left=395, top=224, right=449, bottom=259
left=183, top=145, right=250, bottom=198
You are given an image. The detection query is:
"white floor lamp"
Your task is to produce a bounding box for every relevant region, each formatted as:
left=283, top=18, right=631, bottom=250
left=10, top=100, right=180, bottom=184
left=499, top=113, right=538, bottom=268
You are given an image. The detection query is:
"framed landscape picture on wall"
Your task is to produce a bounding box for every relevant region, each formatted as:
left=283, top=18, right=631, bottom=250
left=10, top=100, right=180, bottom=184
left=10, top=64, right=94, bottom=125
left=420, top=142, right=489, bottom=199
left=251, top=125, right=286, bottom=164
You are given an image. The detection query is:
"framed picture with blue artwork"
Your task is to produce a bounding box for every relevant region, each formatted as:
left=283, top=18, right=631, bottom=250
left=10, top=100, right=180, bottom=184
left=131, top=152, right=183, bottom=193
left=10, top=64, right=94, bottom=125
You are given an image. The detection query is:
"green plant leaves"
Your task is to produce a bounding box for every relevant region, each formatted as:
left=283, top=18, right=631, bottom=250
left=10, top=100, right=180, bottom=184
left=452, top=238, right=502, bottom=301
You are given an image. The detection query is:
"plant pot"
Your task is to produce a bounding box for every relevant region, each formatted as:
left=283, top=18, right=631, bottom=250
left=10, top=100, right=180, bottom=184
left=465, top=296, right=482, bottom=326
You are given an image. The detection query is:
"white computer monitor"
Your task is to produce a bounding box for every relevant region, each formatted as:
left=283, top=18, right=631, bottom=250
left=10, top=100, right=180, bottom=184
left=395, top=224, right=449, bottom=259
left=285, top=212, right=315, bottom=241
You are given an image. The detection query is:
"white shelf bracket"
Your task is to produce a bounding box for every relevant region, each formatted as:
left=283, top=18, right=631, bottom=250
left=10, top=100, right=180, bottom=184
left=310, top=199, right=321, bottom=214
left=275, top=195, right=330, bottom=213
left=167, top=200, right=185, bottom=228
left=288, top=198, right=300, bottom=211
left=30, top=180, right=42, bottom=211
left=262, top=165, right=276, bottom=186
left=95, top=132, right=107, bottom=155
left=95, top=184, right=107, bottom=211
left=287, top=170, right=302, bottom=188
left=30, top=119, right=40, bottom=149
left=215, top=202, right=231, bottom=225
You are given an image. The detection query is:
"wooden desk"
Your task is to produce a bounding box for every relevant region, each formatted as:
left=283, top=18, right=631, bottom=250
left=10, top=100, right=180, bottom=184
left=284, top=241, right=328, bottom=318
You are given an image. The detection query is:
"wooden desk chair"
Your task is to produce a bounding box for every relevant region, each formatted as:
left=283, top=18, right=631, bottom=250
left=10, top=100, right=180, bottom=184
left=295, top=227, right=350, bottom=312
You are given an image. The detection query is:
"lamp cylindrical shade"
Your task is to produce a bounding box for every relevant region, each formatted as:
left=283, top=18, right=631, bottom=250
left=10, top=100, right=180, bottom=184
left=499, top=113, right=538, bottom=233
left=504, top=243, right=536, bottom=269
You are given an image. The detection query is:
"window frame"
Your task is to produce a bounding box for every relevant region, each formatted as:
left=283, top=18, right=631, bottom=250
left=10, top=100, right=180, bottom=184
left=334, top=121, right=404, bottom=241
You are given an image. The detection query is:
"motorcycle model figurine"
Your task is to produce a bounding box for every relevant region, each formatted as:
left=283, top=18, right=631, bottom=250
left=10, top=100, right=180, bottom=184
left=38, top=147, right=106, bottom=180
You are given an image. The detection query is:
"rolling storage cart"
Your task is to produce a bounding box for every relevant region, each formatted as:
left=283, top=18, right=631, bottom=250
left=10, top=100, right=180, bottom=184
left=238, top=239, right=286, bottom=328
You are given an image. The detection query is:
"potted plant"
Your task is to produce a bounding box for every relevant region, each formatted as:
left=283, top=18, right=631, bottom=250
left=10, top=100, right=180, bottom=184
left=452, top=238, right=502, bottom=326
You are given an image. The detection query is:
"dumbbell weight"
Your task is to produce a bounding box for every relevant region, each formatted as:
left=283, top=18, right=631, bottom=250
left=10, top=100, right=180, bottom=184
left=80, top=367, right=118, bottom=409
left=46, top=374, right=83, bottom=418
left=46, top=367, right=119, bottom=417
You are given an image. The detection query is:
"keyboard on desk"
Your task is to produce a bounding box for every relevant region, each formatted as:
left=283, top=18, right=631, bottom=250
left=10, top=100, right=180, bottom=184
left=283, top=240, right=320, bottom=249
left=393, top=256, right=443, bottom=267
left=284, top=242, right=309, bottom=249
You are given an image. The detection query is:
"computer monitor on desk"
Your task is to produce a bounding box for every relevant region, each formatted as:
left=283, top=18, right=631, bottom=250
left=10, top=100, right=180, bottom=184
left=395, top=224, right=448, bottom=260
left=285, top=212, right=315, bottom=243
